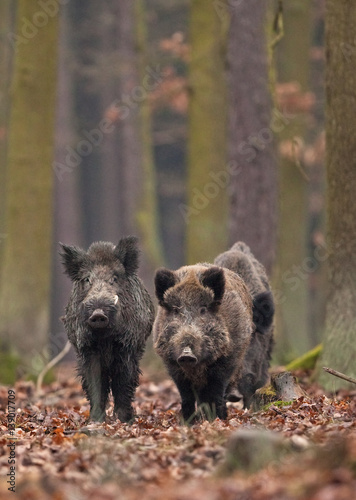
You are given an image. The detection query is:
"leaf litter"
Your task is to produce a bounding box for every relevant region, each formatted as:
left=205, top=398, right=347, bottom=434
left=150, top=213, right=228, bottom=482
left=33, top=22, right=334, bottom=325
left=0, top=364, right=356, bottom=499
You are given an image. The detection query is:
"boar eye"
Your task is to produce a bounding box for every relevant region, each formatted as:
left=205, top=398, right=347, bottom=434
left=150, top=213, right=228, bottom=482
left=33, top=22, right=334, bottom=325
left=110, top=276, right=118, bottom=285
left=200, top=306, right=207, bottom=315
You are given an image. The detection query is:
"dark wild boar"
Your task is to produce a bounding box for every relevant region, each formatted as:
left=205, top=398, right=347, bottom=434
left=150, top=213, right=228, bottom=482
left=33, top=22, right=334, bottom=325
left=215, top=242, right=275, bottom=408
left=60, top=236, right=154, bottom=423
left=153, top=264, right=254, bottom=422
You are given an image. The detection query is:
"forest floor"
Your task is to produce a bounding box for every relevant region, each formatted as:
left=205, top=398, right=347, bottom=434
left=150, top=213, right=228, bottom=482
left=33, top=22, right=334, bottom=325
left=1, top=363, right=356, bottom=500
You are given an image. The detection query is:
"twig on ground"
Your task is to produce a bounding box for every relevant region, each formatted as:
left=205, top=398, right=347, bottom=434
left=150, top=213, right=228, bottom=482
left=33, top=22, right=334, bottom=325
left=323, top=367, right=356, bottom=386
left=36, top=341, right=71, bottom=395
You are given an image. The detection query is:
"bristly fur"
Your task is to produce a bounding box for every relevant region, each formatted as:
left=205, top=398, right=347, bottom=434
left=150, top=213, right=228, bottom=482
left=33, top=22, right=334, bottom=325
left=60, top=236, right=154, bottom=423
left=155, top=268, right=177, bottom=305
left=114, top=236, right=139, bottom=275
left=153, top=264, right=253, bottom=423
left=60, top=244, right=87, bottom=281
left=214, top=241, right=275, bottom=408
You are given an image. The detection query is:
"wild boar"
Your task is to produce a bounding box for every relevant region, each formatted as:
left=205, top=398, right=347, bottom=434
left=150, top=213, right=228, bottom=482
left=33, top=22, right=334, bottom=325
left=214, top=242, right=275, bottom=408
left=153, top=264, right=254, bottom=422
left=60, top=236, right=154, bottom=423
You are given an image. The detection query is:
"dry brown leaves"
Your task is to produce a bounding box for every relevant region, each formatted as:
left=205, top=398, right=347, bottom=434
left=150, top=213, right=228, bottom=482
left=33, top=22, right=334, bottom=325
left=0, top=367, right=356, bottom=500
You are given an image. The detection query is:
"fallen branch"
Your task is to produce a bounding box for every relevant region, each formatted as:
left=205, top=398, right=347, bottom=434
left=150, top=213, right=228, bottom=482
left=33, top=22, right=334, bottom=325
left=36, top=340, right=71, bottom=395
left=323, top=367, right=356, bottom=386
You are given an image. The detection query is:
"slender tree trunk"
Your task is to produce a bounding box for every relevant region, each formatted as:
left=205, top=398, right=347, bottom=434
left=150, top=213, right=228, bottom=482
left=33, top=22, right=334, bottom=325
left=186, top=0, right=228, bottom=264
left=51, top=4, right=82, bottom=359
left=110, top=0, right=164, bottom=288
left=273, top=1, right=312, bottom=361
left=0, top=1, right=15, bottom=275
left=0, top=2, right=58, bottom=360
left=117, top=0, right=142, bottom=238
left=135, top=0, right=165, bottom=281
left=227, top=0, right=277, bottom=275
left=318, top=0, right=356, bottom=389
left=68, top=1, right=103, bottom=245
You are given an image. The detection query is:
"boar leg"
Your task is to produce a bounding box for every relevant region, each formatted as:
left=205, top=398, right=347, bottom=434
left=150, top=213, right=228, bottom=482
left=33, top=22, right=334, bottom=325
left=198, top=377, right=228, bottom=420
left=173, top=375, right=197, bottom=422
left=81, top=355, right=110, bottom=422
left=111, top=363, right=137, bottom=423
left=238, top=373, right=257, bottom=409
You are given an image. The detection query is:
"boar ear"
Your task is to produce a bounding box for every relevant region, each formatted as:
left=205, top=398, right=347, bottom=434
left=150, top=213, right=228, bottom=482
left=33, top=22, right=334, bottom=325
left=253, top=290, right=274, bottom=334
left=115, top=236, right=139, bottom=275
left=60, top=243, right=86, bottom=281
left=155, top=268, right=177, bottom=305
left=201, top=267, right=225, bottom=304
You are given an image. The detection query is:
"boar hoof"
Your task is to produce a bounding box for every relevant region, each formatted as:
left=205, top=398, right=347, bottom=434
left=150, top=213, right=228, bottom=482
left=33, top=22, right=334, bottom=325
left=89, top=410, right=106, bottom=423
left=178, top=347, right=197, bottom=366
left=88, top=309, right=109, bottom=329
left=116, top=407, right=135, bottom=423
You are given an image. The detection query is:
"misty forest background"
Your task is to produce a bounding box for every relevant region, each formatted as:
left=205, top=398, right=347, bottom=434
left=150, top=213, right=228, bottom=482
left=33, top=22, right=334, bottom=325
left=0, top=0, right=355, bottom=391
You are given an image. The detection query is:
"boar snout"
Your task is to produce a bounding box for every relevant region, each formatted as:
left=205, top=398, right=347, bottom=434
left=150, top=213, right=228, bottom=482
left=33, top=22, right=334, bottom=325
left=88, top=309, right=109, bottom=329
left=83, top=294, right=119, bottom=327
left=177, top=346, right=197, bottom=366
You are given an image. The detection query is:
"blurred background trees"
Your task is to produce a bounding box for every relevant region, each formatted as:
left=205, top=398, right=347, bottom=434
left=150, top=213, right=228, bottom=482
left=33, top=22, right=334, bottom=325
left=1, top=0, right=354, bottom=386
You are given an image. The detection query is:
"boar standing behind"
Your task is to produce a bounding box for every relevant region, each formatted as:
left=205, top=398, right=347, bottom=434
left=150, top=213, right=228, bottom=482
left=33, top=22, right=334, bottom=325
left=215, top=241, right=275, bottom=408
left=153, top=264, right=254, bottom=422
left=60, top=236, right=154, bottom=423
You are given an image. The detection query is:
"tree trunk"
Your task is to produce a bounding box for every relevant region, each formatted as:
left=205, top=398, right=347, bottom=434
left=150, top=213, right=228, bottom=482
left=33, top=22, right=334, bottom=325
left=227, top=0, right=277, bottom=275
left=186, top=0, right=228, bottom=265
left=68, top=1, right=104, bottom=245
left=318, top=0, right=356, bottom=390
left=51, top=4, right=82, bottom=359
left=98, top=1, right=124, bottom=242
left=116, top=0, right=142, bottom=238
left=115, top=0, right=164, bottom=288
left=135, top=0, right=165, bottom=283
left=0, top=1, right=15, bottom=270
left=0, top=1, right=58, bottom=361
left=273, top=1, right=312, bottom=361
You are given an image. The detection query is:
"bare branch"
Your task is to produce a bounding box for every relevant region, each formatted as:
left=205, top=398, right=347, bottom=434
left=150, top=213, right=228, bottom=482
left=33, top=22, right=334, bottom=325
left=36, top=341, right=71, bottom=395
left=322, top=367, right=356, bottom=386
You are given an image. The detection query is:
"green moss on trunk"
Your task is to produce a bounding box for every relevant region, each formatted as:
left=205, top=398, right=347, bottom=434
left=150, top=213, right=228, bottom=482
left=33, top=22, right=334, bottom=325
left=186, top=0, right=228, bottom=264
left=273, top=1, right=313, bottom=361
left=0, top=2, right=58, bottom=362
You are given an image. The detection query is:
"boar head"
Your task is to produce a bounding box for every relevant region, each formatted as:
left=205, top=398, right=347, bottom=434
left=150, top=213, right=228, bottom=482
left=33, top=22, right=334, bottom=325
left=60, top=236, right=139, bottom=334
left=154, top=266, right=231, bottom=369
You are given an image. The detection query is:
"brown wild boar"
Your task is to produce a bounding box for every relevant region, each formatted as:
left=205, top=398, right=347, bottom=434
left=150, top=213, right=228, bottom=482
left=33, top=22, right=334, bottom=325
left=153, top=264, right=254, bottom=422
left=215, top=242, right=275, bottom=408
